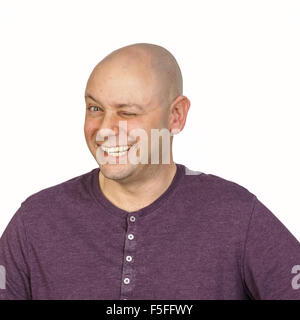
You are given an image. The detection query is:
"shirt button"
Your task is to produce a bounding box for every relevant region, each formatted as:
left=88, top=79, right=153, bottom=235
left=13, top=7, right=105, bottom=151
left=128, top=233, right=134, bottom=240
left=124, top=277, right=130, bottom=284
left=126, top=255, right=132, bottom=262
left=130, top=216, right=136, bottom=222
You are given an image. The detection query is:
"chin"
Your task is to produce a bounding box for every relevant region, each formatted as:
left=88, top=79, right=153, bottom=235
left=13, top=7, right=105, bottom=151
left=99, top=162, right=137, bottom=181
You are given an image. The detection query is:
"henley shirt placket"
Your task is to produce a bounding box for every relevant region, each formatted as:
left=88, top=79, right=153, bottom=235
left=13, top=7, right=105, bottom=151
left=120, top=213, right=138, bottom=300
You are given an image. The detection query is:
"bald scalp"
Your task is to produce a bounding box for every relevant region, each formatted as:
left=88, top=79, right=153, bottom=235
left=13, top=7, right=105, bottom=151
left=92, top=43, right=183, bottom=108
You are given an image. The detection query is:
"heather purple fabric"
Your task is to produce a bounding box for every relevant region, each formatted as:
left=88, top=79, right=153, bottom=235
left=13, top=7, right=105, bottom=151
left=1, top=163, right=300, bottom=300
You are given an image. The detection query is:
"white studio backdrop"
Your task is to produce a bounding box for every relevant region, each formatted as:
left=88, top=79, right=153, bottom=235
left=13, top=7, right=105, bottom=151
left=0, top=0, right=299, bottom=240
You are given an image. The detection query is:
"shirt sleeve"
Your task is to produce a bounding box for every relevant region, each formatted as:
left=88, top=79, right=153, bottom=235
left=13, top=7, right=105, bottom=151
left=242, top=196, right=300, bottom=299
left=0, top=204, right=32, bottom=300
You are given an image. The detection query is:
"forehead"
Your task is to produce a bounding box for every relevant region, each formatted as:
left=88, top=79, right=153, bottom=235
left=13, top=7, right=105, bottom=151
left=85, top=61, right=160, bottom=106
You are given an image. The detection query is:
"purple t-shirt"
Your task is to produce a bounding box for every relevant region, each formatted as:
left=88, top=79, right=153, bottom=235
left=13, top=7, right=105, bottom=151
left=0, top=163, right=300, bottom=300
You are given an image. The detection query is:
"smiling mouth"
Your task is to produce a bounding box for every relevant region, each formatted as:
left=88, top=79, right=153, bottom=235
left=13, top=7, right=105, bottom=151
left=95, top=144, right=137, bottom=157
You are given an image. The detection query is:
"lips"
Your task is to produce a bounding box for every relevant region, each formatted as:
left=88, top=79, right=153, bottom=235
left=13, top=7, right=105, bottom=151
left=95, top=143, right=138, bottom=158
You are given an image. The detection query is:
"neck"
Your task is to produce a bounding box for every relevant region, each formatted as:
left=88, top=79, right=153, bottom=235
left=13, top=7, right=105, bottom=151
left=99, top=162, right=177, bottom=212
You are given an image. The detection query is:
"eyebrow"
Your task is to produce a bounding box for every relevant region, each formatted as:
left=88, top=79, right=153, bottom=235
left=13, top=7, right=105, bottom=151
left=85, top=94, right=144, bottom=111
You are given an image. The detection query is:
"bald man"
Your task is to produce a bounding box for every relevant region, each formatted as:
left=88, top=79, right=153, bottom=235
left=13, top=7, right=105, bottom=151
left=1, top=43, right=300, bottom=300
left=84, top=43, right=188, bottom=213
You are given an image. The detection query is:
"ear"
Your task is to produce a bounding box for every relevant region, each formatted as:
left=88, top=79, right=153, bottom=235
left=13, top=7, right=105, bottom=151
left=168, top=95, right=191, bottom=135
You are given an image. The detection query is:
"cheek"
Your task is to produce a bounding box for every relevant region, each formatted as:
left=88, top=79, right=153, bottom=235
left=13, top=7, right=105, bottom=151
left=84, top=119, right=97, bottom=140
left=125, top=121, right=147, bottom=147
left=151, top=108, right=168, bottom=127
left=129, top=114, right=166, bottom=139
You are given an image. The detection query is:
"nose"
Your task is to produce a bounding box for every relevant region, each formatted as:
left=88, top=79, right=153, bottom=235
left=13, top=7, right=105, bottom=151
left=96, top=112, right=128, bottom=145
left=100, top=111, right=120, bottom=135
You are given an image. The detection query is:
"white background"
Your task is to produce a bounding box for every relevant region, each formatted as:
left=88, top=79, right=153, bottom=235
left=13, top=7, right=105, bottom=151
left=0, top=0, right=299, bottom=240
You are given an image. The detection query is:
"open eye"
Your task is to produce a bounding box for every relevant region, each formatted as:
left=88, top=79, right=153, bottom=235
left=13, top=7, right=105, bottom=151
left=87, top=106, right=102, bottom=112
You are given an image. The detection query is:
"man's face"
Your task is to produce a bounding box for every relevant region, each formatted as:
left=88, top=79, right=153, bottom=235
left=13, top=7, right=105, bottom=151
left=84, top=59, right=170, bottom=181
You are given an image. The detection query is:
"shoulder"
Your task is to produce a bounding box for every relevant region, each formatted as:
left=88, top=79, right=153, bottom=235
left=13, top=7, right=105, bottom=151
left=180, top=165, right=256, bottom=221
left=18, top=168, right=98, bottom=221
left=182, top=165, right=254, bottom=201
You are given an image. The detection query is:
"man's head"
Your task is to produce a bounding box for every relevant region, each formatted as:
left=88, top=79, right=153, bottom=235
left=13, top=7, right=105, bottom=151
left=84, top=43, right=190, bottom=182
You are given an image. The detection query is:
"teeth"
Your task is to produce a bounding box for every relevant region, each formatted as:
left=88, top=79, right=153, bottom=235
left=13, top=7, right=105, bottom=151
left=100, top=145, right=131, bottom=154
left=108, top=151, right=128, bottom=157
